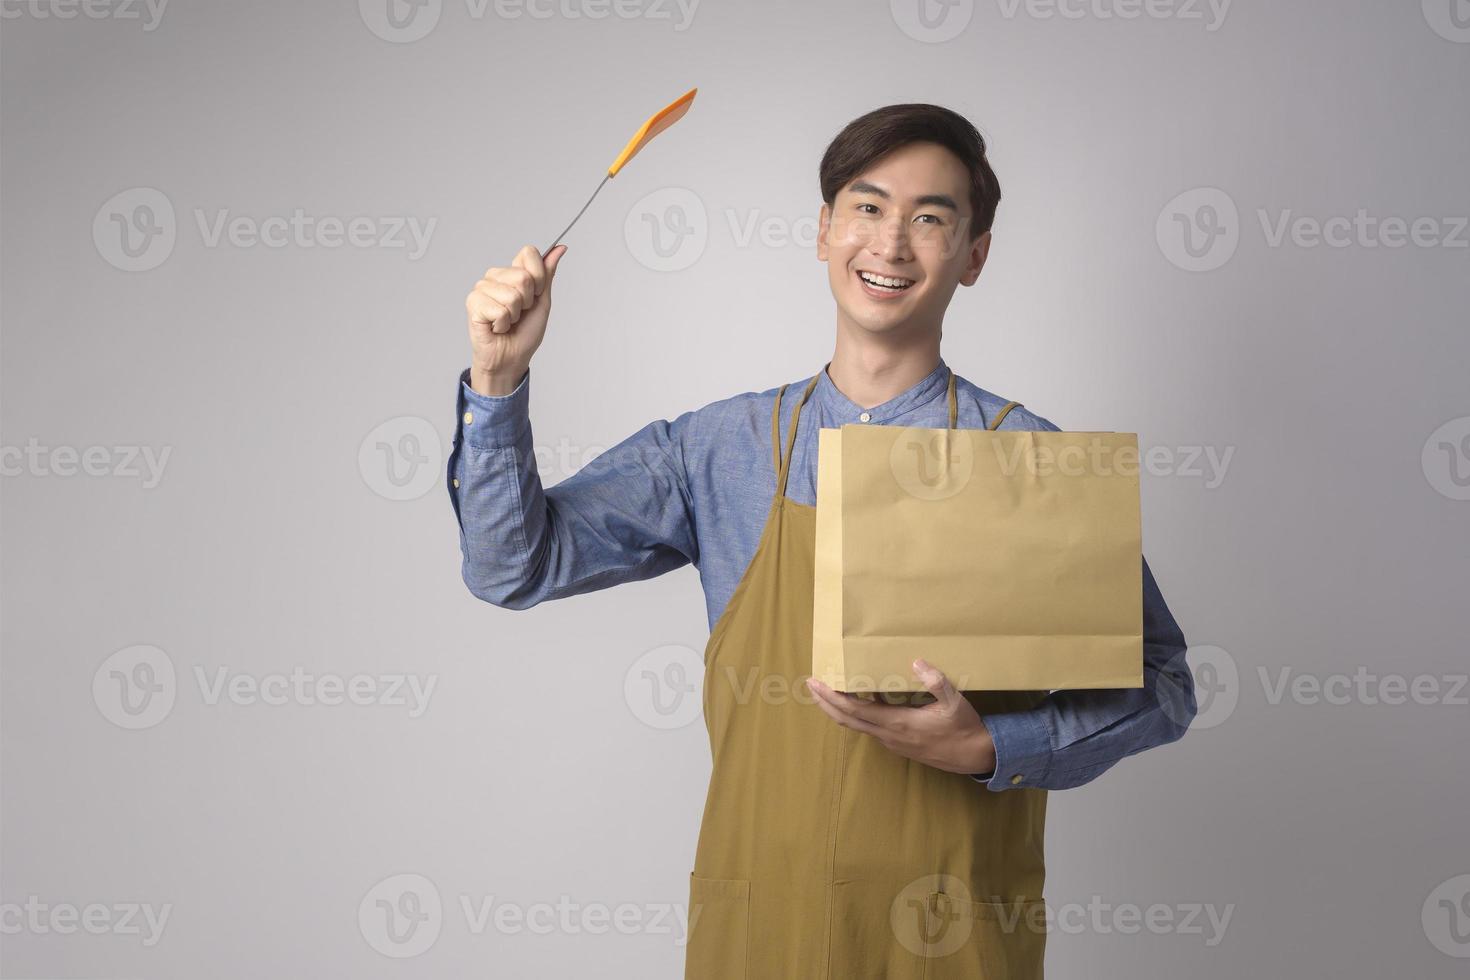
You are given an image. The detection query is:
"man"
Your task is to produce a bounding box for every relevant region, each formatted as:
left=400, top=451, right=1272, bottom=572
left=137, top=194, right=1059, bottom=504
left=448, top=103, right=1196, bottom=978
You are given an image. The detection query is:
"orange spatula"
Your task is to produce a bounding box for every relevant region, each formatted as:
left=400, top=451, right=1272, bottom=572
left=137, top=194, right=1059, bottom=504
left=543, top=87, right=698, bottom=256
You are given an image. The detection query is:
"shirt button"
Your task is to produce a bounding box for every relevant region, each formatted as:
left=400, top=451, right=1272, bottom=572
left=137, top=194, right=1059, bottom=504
left=452, top=478, right=460, bottom=488
left=859, top=412, right=872, bottom=422
left=1010, top=774, right=1025, bottom=785
left=463, top=411, right=474, bottom=425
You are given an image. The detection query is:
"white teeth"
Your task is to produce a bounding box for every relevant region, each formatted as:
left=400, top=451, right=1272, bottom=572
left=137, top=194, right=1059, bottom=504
left=859, top=271, right=914, bottom=289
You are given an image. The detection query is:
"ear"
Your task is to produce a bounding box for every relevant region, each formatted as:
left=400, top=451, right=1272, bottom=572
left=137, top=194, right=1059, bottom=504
left=816, top=203, right=830, bottom=261
left=958, top=230, right=992, bottom=287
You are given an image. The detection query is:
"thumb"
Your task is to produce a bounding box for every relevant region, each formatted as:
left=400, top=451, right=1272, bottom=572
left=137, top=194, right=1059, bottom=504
left=914, top=658, right=963, bottom=711
left=543, top=243, right=568, bottom=283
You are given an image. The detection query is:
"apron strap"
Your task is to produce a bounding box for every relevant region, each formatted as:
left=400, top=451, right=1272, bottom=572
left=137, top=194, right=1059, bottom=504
left=772, top=370, right=822, bottom=502
left=989, top=399, right=1022, bottom=430
left=946, top=368, right=958, bottom=429
left=771, top=383, right=789, bottom=476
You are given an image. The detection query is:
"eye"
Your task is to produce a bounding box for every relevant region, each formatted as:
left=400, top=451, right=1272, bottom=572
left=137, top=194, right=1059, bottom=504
left=915, top=214, right=943, bottom=225
left=856, top=203, right=879, bottom=214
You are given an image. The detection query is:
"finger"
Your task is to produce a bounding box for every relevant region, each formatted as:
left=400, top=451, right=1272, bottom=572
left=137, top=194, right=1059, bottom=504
left=808, top=678, right=905, bottom=728
left=810, top=689, right=884, bottom=736
left=513, top=244, right=550, bottom=296
left=479, top=279, right=527, bottom=324
left=467, top=293, right=510, bottom=332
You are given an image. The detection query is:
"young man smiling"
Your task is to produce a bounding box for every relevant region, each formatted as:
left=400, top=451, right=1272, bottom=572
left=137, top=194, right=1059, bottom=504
left=448, top=103, right=1196, bottom=978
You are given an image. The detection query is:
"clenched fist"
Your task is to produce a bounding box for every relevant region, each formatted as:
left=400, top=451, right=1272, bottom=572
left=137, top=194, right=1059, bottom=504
left=466, top=243, right=567, bottom=396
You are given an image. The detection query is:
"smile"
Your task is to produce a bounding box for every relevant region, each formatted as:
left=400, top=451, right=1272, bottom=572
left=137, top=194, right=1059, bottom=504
left=856, top=269, right=916, bottom=298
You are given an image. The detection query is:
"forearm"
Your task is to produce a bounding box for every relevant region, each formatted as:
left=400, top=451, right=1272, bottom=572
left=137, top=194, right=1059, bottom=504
left=449, top=366, right=556, bottom=609
left=447, top=366, right=700, bottom=610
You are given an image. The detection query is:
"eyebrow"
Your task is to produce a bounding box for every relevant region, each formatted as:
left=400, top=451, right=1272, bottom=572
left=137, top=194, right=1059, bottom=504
left=846, top=180, right=960, bottom=212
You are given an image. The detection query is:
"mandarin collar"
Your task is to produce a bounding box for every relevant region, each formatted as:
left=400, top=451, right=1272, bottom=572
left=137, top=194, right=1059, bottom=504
left=812, top=356, right=951, bottom=425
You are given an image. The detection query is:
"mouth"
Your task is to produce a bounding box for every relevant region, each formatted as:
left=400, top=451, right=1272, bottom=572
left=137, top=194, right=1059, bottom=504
left=854, top=268, right=916, bottom=300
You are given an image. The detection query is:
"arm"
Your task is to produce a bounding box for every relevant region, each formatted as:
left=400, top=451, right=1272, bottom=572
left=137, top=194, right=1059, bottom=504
left=969, top=555, right=1197, bottom=790
left=448, top=365, right=699, bottom=609
left=450, top=243, right=699, bottom=609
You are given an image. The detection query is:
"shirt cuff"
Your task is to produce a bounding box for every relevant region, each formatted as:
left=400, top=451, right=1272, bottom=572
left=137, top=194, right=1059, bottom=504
left=457, top=366, right=530, bottom=450
left=971, top=710, right=1053, bottom=791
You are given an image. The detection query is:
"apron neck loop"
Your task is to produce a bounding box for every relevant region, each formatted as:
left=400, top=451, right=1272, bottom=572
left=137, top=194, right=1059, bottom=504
left=773, top=368, right=822, bottom=503
left=946, top=367, right=958, bottom=429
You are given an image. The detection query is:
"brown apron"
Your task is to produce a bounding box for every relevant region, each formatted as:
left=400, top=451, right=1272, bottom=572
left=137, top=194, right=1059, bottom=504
left=686, top=365, right=1050, bottom=979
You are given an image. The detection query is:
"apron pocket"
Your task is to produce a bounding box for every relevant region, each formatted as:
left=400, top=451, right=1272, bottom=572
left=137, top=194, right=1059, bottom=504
left=685, top=872, right=750, bottom=980
left=920, top=891, right=1046, bottom=980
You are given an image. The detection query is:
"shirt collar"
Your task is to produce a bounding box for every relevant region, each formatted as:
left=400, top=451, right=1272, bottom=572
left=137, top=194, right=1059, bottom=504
left=812, top=355, right=952, bottom=425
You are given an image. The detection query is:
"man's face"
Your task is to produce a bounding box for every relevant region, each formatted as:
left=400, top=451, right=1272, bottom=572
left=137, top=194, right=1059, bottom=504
left=817, top=141, right=990, bottom=338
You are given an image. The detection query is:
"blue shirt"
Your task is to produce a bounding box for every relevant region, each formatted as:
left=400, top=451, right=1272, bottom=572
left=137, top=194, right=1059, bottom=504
left=447, top=356, right=1197, bottom=791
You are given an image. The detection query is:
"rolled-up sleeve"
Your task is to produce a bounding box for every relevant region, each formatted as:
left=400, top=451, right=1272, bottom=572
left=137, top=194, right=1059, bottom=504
left=448, top=366, right=699, bottom=609
left=972, top=555, right=1197, bottom=791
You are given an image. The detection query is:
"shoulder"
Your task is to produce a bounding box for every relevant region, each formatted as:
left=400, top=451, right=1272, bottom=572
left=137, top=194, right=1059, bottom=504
left=951, top=373, right=1063, bottom=432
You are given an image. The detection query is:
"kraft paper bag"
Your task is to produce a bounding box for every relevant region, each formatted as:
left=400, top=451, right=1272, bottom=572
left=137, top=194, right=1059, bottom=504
left=813, top=424, right=1144, bottom=693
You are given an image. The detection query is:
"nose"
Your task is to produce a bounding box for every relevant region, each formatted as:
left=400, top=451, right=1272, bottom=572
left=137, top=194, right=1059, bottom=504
left=868, top=215, right=912, bottom=264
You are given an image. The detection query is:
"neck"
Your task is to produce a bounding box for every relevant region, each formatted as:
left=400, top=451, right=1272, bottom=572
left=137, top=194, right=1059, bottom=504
left=826, top=322, right=942, bottom=410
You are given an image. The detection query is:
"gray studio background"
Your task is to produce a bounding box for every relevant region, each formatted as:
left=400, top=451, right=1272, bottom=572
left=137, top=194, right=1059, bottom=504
left=3, top=0, right=1468, bottom=977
